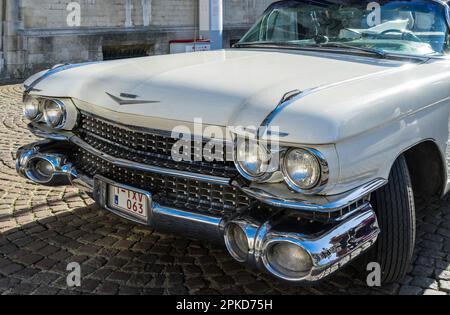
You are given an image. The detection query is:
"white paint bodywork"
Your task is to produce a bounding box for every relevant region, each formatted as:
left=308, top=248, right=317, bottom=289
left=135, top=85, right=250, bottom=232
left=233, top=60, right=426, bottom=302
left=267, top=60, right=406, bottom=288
left=26, top=49, right=450, bottom=196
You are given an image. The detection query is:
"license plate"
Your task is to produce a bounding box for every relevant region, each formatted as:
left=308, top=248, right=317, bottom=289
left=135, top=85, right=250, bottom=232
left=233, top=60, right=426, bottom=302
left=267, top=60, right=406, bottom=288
left=107, top=185, right=150, bottom=220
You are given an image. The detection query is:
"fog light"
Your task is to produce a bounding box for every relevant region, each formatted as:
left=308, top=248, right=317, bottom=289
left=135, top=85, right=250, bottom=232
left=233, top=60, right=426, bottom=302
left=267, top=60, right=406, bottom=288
left=264, top=242, right=312, bottom=280
left=224, top=224, right=250, bottom=263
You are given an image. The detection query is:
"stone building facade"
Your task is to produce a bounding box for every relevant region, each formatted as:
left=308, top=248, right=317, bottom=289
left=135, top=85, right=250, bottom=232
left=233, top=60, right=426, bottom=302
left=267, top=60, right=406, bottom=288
left=0, top=0, right=275, bottom=80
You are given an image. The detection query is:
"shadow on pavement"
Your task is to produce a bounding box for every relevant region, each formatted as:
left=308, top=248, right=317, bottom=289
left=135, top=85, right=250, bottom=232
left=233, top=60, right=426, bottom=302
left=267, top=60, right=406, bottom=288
left=0, top=194, right=418, bottom=295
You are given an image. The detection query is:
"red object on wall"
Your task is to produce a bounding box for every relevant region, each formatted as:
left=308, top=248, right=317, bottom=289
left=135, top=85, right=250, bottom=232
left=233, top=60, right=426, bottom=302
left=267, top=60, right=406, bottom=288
left=169, top=39, right=210, bottom=44
left=169, top=39, right=211, bottom=54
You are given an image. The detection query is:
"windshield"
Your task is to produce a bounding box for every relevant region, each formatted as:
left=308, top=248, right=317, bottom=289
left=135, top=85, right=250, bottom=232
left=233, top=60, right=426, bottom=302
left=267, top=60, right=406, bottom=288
left=238, top=0, right=450, bottom=57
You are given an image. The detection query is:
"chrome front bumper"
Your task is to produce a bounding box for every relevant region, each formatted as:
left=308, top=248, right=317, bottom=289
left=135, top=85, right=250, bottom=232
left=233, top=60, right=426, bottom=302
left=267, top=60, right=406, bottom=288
left=16, top=138, right=382, bottom=283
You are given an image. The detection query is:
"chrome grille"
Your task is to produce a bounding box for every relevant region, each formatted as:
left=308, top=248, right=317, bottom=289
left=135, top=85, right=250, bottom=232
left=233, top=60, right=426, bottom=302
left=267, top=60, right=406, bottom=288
left=75, top=148, right=255, bottom=215
left=77, top=112, right=238, bottom=178
left=73, top=113, right=359, bottom=221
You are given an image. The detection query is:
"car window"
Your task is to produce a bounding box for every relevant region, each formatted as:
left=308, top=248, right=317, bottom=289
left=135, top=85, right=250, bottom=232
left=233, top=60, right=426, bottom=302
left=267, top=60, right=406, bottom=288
left=238, top=0, right=450, bottom=57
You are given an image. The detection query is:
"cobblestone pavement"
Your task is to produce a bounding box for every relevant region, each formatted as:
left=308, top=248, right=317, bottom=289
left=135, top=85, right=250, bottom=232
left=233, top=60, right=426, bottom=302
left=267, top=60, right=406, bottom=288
left=0, top=84, right=449, bottom=295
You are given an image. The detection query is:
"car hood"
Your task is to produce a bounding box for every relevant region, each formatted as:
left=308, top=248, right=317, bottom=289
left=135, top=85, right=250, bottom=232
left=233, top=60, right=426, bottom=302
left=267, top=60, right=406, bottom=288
left=29, top=49, right=414, bottom=141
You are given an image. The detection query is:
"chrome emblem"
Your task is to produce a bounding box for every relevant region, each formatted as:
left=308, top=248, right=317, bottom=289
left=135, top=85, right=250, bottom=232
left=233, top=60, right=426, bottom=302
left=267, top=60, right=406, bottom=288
left=106, top=92, right=160, bottom=106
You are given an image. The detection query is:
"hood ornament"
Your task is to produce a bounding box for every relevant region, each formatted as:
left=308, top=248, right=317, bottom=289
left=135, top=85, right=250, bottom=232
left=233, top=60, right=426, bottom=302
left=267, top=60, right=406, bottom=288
left=106, top=92, right=160, bottom=106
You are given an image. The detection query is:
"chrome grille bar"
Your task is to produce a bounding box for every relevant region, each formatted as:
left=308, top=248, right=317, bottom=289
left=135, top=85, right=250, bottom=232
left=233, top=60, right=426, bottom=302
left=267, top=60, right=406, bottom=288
left=71, top=136, right=232, bottom=186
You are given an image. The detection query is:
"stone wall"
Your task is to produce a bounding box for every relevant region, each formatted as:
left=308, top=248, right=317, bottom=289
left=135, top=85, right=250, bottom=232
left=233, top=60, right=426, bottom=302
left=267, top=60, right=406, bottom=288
left=0, top=0, right=275, bottom=80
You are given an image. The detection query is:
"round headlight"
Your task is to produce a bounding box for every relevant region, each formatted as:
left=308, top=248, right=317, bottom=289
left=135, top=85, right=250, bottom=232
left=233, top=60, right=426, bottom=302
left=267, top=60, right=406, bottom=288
left=43, top=99, right=66, bottom=129
left=265, top=242, right=313, bottom=280
left=283, top=148, right=321, bottom=192
left=235, top=139, right=270, bottom=180
left=23, top=97, right=42, bottom=121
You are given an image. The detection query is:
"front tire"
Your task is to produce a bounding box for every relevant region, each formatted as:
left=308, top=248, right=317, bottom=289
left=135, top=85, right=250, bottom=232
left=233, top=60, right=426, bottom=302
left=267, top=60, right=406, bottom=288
left=366, top=155, right=416, bottom=284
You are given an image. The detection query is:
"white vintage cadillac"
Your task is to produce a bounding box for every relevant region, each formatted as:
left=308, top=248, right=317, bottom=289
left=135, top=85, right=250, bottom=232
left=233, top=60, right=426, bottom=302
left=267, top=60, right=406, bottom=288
left=16, top=0, right=450, bottom=284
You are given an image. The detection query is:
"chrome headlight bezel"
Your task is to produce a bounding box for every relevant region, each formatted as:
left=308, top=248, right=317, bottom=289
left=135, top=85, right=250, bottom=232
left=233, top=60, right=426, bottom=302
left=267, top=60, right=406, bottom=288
left=43, top=99, right=67, bottom=129
left=281, top=147, right=329, bottom=194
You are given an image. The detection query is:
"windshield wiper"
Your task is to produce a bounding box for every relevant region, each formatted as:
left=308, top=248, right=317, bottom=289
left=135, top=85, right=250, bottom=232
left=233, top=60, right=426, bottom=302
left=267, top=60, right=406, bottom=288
left=311, top=42, right=387, bottom=59
left=234, top=41, right=395, bottom=60
left=233, top=42, right=292, bottom=48
left=234, top=41, right=387, bottom=58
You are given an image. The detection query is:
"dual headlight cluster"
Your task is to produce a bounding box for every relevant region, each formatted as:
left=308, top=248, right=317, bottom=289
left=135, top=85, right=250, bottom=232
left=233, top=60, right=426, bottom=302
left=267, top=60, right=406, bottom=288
left=234, top=138, right=327, bottom=193
left=23, top=96, right=72, bottom=129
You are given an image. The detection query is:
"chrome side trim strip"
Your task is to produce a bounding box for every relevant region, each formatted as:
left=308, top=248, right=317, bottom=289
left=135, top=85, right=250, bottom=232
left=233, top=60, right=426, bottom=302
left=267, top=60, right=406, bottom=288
left=70, top=136, right=232, bottom=186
